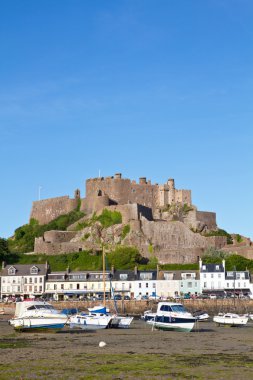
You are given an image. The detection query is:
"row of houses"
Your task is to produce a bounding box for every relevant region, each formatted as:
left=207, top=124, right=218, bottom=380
left=0, top=259, right=252, bottom=300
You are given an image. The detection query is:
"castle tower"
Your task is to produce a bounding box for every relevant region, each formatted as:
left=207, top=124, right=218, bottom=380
left=167, top=178, right=175, bottom=204
left=74, top=189, right=81, bottom=199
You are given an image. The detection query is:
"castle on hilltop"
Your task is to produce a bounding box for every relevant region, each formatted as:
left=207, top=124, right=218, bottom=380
left=31, top=173, right=226, bottom=263
left=31, top=173, right=192, bottom=224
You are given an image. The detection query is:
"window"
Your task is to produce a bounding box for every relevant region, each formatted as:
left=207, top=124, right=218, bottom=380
left=8, top=267, right=16, bottom=275
left=30, top=266, right=38, bottom=274
left=211, top=274, right=214, bottom=278
left=69, top=284, right=73, bottom=289
left=24, top=278, right=27, bottom=284
left=34, top=278, right=37, bottom=283
left=29, top=286, right=32, bottom=292
left=120, top=274, right=128, bottom=280
left=203, top=274, right=207, bottom=278
left=187, top=282, right=192, bottom=288
left=204, top=282, right=207, bottom=288
left=218, top=274, right=221, bottom=278
left=54, top=284, right=57, bottom=290
left=244, top=282, right=247, bottom=288
left=227, top=283, right=229, bottom=288
left=146, top=283, right=148, bottom=288
left=152, top=283, right=156, bottom=288
left=140, top=273, right=152, bottom=280
left=215, top=265, right=219, bottom=270
left=39, top=277, right=43, bottom=283
left=34, top=286, right=37, bottom=292
left=39, top=286, right=42, bottom=292
left=181, top=282, right=183, bottom=287
left=238, top=282, right=240, bottom=288
left=139, top=283, right=142, bottom=288
left=77, top=284, right=80, bottom=290
left=202, top=265, right=206, bottom=270
left=29, top=278, right=32, bottom=283
left=61, top=284, right=64, bottom=290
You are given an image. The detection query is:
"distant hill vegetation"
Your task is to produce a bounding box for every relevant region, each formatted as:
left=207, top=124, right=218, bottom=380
left=7, top=210, right=85, bottom=253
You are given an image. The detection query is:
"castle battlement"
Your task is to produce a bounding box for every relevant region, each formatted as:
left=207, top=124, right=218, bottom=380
left=30, top=173, right=192, bottom=225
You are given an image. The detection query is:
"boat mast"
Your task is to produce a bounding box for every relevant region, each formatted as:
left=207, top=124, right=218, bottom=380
left=103, top=245, right=106, bottom=307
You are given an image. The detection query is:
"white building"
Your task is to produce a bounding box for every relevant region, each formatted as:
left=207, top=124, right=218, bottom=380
left=199, top=259, right=252, bottom=296
left=0, top=262, right=48, bottom=299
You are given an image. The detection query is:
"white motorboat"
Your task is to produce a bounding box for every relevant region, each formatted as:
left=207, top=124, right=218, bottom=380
left=193, top=310, right=210, bottom=321
left=69, top=312, right=112, bottom=330
left=213, top=313, right=248, bottom=326
left=9, top=300, right=68, bottom=331
left=146, top=302, right=196, bottom=332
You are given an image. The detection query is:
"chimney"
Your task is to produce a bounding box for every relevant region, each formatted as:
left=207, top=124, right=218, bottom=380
left=157, top=264, right=159, bottom=279
left=111, top=265, right=115, bottom=275
left=222, top=259, right=225, bottom=272
left=134, top=266, right=138, bottom=276
left=2, top=261, right=6, bottom=270
left=199, top=258, right=202, bottom=270
left=114, top=173, right=122, bottom=179
left=66, top=266, right=70, bottom=274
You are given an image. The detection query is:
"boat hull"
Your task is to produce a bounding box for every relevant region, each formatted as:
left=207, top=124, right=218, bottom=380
left=147, top=316, right=195, bottom=332
left=213, top=315, right=248, bottom=326
left=69, top=314, right=111, bottom=330
left=10, top=317, right=66, bottom=331
left=110, top=316, right=134, bottom=328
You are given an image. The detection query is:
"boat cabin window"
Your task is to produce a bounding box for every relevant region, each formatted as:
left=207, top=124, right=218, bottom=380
left=160, top=305, right=173, bottom=312
left=27, top=306, right=36, bottom=310
left=170, top=305, right=186, bottom=313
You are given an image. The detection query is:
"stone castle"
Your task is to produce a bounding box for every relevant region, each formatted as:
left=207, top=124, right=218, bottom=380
left=31, top=173, right=229, bottom=264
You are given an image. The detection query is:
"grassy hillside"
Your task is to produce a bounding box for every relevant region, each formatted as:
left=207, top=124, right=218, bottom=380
left=7, top=210, right=85, bottom=253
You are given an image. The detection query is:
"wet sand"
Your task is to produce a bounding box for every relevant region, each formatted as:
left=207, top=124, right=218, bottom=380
left=0, top=313, right=253, bottom=379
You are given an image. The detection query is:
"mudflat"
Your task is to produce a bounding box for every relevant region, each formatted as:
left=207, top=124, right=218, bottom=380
left=0, top=314, right=253, bottom=379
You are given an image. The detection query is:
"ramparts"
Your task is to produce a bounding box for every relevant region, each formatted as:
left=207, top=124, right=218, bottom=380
left=30, top=196, right=78, bottom=225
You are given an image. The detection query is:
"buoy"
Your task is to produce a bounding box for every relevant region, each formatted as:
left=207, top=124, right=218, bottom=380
left=99, top=341, right=106, bottom=348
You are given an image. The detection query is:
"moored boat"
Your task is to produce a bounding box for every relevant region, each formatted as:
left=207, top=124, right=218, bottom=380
left=213, top=313, right=248, bottom=326
left=88, top=305, right=134, bottom=329
left=9, top=300, right=68, bottom=331
left=69, top=312, right=112, bottom=330
left=146, top=302, right=196, bottom=332
left=193, top=310, right=209, bottom=321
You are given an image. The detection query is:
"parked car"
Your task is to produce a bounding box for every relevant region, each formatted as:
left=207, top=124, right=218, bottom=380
left=123, top=295, right=131, bottom=300
left=113, top=295, right=122, bottom=300
left=209, top=294, right=217, bottom=299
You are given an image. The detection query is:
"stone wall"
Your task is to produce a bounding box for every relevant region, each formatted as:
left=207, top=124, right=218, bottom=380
left=30, top=196, right=78, bottom=225
left=196, top=211, right=217, bottom=230
left=183, top=208, right=217, bottom=232
left=34, top=237, right=99, bottom=255
left=222, top=245, right=253, bottom=260
left=43, top=231, right=77, bottom=243
left=140, top=220, right=226, bottom=264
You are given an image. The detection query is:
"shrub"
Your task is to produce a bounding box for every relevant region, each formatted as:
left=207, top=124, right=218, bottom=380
left=96, top=209, right=122, bottom=228
left=121, top=224, right=130, bottom=239
left=203, top=228, right=233, bottom=244
left=8, top=210, right=85, bottom=253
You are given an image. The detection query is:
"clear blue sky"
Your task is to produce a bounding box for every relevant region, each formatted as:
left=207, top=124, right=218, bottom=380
left=0, top=0, right=252, bottom=239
